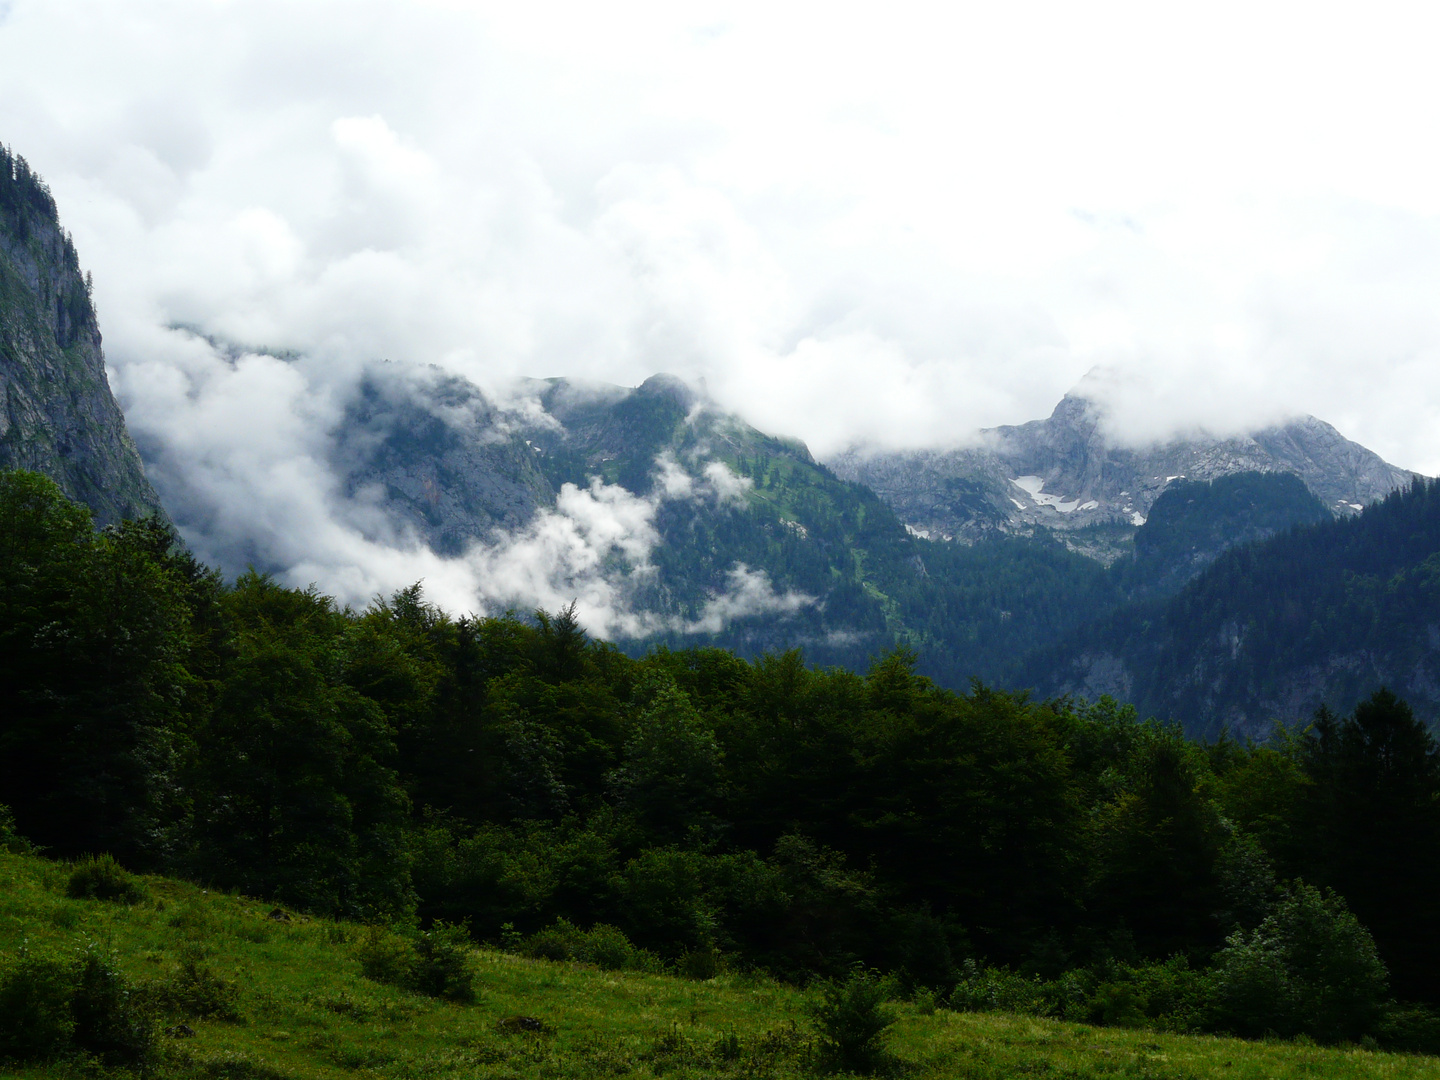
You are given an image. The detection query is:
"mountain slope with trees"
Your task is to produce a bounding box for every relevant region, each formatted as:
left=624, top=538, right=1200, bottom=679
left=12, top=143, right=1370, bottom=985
left=1025, top=477, right=1440, bottom=739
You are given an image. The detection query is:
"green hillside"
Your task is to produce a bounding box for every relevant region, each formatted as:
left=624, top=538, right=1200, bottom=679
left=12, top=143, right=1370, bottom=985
left=2, top=851, right=1435, bottom=1080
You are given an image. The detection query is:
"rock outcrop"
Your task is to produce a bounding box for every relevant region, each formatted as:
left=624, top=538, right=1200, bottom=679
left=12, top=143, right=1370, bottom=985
left=0, top=147, right=162, bottom=525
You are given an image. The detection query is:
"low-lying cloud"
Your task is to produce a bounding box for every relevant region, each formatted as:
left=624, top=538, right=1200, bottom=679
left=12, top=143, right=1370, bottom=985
left=123, top=328, right=807, bottom=635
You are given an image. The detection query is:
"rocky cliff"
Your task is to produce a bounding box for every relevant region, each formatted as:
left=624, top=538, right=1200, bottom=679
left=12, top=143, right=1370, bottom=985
left=829, top=392, right=1417, bottom=561
left=0, top=146, right=162, bottom=525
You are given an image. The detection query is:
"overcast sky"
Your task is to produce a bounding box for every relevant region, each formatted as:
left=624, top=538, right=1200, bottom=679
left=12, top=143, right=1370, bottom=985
left=5, top=0, right=1440, bottom=464
left=4, top=0, right=1440, bottom=612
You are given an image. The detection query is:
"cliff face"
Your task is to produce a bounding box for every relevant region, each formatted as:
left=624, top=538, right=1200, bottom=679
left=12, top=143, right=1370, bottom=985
left=0, top=147, right=162, bottom=525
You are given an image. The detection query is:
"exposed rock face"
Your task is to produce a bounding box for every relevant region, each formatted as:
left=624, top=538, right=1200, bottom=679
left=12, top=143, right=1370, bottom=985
left=828, top=393, right=1418, bottom=557
left=331, top=365, right=555, bottom=556
left=0, top=147, right=162, bottom=525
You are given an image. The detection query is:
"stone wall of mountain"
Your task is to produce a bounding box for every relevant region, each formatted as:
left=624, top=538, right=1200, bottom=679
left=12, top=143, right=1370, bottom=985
left=829, top=392, right=1417, bottom=561
left=0, top=146, right=161, bottom=525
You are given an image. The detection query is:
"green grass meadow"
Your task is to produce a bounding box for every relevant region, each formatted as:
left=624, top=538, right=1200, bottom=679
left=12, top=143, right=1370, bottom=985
left=2, top=852, right=1436, bottom=1079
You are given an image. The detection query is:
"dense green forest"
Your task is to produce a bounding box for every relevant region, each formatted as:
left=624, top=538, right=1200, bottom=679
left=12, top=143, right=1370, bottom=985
left=6, top=467, right=1440, bottom=1054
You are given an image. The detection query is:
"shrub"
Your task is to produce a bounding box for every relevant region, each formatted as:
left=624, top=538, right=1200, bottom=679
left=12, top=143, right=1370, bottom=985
left=356, top=925, right=414, bottom=987
left=0, top=944, right=156, bottom=1070
left=70, top=944, right=158, bottom=1069
left=0, top=950, right=75, bottom=1061
left=950, top=960, right=1051, bottom=1015
left=518, top=918, right=658, bottom=972
left=807, top=967, right=897, bottom=1075
left=1376, top=1003, right=1440, bottom=1055
left=0, top=804, right=37, bottom=855
left=520, top=918, right=584, bottom=962
left=357, top=923, right=475, bottom=1002
left=410, top=922, right=476, bottom=1003
left=1208, top=881, right=1388, bottom=1042
left=678, top=946, right=722, bottom=981
left=572, top=923, right=633, bottom=971
left=66, top=854, right=146, bottom=903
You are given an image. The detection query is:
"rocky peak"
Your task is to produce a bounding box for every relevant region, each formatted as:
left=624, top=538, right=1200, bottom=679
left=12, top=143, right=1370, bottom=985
left=827, top=386, right=1419, bottom=561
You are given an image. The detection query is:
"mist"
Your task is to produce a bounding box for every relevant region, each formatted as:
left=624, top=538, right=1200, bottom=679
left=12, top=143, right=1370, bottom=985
left=4, top=0, right=1440, bottom=619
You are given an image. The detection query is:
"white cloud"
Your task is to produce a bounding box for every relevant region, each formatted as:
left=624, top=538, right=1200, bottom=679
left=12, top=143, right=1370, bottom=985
left=701, top=460, right=752, bottom=504
left=680, top=565, right=812, bottom=635
left=2, top=0, right=1440, bottom=618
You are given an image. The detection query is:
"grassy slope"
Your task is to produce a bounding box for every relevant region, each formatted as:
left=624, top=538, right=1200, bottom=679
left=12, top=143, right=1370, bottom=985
left=2, top=853, right=1436, bottom=1080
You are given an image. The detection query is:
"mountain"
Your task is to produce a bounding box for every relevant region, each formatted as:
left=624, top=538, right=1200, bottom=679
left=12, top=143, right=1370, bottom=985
left=828, top=392, right=1417, bottom=562
left=0, top=146, right=162, bottom=525
left=311, top=363, right=1118, bottom=681
left=1023, top=477, right=1440, bottom=740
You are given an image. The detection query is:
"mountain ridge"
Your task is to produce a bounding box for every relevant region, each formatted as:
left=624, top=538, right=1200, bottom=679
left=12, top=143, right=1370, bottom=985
left=828, top=392, right=1418, bottom=561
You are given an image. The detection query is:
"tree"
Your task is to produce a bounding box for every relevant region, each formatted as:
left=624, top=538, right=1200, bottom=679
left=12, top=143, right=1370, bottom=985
left=0, top=472, right=191, bottom=866
left=1209, top=882, right=1388, bottom=1042
left=188, top=573, right=410, bottom=917
left=1298, top=689, right=1440, bottom=1001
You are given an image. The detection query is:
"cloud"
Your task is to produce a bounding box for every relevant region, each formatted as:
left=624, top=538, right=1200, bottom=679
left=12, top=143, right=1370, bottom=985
left=3, top=0, right=1440, bottom=619
left=120, top=328, right=805, bottom=636
left=680, top=565, right=812, bottom=634
left=701, top=460, right=752, bottom=504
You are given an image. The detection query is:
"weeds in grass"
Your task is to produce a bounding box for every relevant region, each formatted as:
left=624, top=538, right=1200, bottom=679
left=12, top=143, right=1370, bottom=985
left=144, top=944, right=242, bottom=1021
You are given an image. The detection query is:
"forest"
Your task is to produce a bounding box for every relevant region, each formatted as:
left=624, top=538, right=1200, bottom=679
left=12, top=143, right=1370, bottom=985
left=4, top=466, right=1440, bottom=1052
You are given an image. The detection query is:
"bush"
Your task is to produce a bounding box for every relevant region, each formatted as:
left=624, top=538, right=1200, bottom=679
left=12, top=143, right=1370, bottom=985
left=356, top=925, right=414, bottom=986
left=0, top=950, right=75, bottom=1061
left=1376, top=1003, right=1440, bottom=1055
left=950, top=960, right=1051, bottom=1015
left=66, top=854, right=146, bottom=903
left=1208, top=882, right=1388, bottom=1042
left=0, top=804, right=37, bottom=855
left=678, top=946, right=722, bottom=981
left=357, top=922, right=475, bottom=1002
left=0, top=944, right=156, bottom=1070
left=410, top=922, right=476, bottom=1003
left=519, top=918, right=657, bottom=972
left=70, top=944, right=158, bottom=1068
left=807, top=967, right=897, bottom=1075
left=573, top=923, right=634, bottom=971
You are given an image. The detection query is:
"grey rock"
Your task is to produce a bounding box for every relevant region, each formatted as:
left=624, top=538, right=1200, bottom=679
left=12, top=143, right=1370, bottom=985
left=0, top=148, right=162, bottom=525
left=829, top=392, right=1418, bottom=560
left=330, top=364, right=555, bottom=556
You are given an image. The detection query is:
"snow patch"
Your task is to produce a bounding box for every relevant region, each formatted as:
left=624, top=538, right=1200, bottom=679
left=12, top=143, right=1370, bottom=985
left=1011, top=475, right=1082, bottom=513
left=1130, top=511, right=1147, bottom=526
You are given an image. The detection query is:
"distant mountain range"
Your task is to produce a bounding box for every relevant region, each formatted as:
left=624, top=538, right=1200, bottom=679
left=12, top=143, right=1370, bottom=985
left=2, top=145, right=1436, bottom=738
left=829, top=392, right=1417, bottom=562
